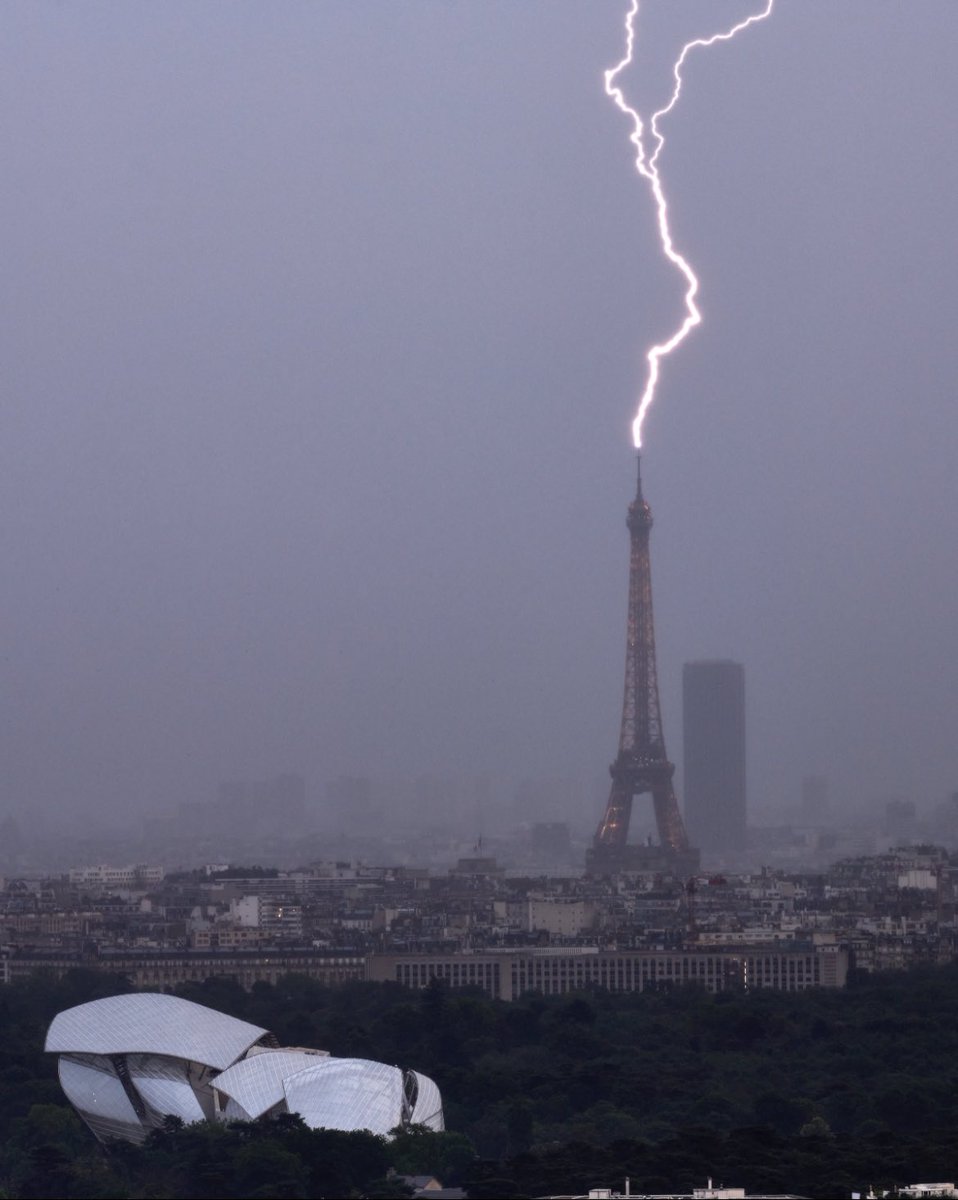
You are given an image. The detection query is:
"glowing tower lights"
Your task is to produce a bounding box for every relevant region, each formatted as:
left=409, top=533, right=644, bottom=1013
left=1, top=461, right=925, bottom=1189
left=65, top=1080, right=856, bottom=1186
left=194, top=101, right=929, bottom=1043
left=605, top=0, right=774, bottom=448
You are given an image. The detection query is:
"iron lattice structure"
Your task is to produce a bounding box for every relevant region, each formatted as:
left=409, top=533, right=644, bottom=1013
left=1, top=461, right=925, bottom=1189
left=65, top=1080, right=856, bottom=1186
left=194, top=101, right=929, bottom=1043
left=593, top=455, right=690, bottom=857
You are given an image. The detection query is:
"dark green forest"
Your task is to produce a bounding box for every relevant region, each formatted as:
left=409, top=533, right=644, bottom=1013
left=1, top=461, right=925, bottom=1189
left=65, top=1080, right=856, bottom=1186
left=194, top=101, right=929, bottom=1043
left=2, top=966, right=958, bottom=1196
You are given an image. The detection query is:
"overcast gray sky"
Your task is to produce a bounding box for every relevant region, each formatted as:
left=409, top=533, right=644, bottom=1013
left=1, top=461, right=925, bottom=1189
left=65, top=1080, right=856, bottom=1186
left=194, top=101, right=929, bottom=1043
left=1, top=1, right=956, bottom=832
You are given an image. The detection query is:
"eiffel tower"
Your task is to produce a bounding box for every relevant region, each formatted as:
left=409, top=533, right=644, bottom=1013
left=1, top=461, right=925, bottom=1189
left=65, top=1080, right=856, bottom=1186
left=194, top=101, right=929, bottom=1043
left=588, top=455, right=699, bottom=875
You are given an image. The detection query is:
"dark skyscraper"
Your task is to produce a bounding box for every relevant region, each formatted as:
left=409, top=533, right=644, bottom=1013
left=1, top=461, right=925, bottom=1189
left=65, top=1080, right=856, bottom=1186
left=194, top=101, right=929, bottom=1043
left=682, top=660, right=746, bottom=855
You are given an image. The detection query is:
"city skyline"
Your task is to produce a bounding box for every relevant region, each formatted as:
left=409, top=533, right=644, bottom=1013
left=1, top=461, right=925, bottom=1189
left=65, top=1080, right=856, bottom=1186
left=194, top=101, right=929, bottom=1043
left=0, top=2, right=955, bottom=832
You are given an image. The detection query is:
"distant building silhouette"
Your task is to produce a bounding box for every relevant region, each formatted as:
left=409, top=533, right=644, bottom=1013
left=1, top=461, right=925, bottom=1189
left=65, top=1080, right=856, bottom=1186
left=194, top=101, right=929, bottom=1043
left=0, top=815, right=25, bottom=867
left=682, top=660, right=746, bottom=855
left=178, top=774, right=306, bottom=838
left=529, top=822, right=572, bottom=860
left=801, top=774, right=830, bottom=823
left=325, top=776, right=373, bottom=825
left=883, top=798, right=917, bottom=838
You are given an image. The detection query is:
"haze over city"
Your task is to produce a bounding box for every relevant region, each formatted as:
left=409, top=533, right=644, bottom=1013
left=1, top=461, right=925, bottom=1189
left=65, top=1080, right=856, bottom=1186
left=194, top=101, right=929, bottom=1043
left=2, top=0, right=956, bottom=852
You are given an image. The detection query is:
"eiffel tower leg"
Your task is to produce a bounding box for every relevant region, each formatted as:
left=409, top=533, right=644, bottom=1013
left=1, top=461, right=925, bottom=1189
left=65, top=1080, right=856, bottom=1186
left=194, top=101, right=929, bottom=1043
left=652, top=785, right=689, bottom=852
left=595, top=780, right=632, bottom=847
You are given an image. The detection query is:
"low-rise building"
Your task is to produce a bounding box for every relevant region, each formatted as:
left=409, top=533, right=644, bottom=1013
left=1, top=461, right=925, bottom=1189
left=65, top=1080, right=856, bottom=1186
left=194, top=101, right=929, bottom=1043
left=367, top=943, right=848, bottom=1001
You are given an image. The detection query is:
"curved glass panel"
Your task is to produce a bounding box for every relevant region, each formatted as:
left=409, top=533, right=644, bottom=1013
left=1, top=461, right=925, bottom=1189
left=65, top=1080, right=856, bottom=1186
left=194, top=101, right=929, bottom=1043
left=58, top=1056, right=146, bottom=1144
left=409, top=1071, right=444, bottom=1131
left=221, top=1096, right=255, bottom=1122
left=127, top=1055, right=207, bottom=1125
left=45, top=993, right=268, bottom=1070
left=284, top=1058, right=404, bottom=1135
left=212, top=1049, right=324, bottom=1119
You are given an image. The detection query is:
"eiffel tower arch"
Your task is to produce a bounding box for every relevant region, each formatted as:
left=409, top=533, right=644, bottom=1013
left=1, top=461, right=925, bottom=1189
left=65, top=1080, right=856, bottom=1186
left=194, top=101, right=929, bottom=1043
left=587, top=455, right=700, bottom=876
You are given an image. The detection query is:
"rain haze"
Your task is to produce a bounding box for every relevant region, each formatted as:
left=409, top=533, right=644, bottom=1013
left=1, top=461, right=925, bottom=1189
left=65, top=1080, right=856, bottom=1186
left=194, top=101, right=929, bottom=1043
left=1, top=1, right=956, bottom=855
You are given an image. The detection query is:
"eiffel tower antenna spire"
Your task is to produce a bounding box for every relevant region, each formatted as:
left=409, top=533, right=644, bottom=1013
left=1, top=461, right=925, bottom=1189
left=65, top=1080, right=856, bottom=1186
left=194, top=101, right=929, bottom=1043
left=589, top=453, right=698, bottom=874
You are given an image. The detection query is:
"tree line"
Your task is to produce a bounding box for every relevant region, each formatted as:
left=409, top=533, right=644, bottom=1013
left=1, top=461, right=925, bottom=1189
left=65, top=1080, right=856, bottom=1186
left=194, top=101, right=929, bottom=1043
left=2, top=964, right=958, bottom=1195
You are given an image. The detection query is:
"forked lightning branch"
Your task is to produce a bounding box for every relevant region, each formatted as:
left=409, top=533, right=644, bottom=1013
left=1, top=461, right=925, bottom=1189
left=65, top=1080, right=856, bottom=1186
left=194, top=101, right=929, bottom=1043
left=606, top=0, right=774, bottom=448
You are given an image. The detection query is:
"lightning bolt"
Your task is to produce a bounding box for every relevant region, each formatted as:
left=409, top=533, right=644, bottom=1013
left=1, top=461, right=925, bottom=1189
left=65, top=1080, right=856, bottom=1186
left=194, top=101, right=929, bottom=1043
left=606, top=0, right=774, bottom=448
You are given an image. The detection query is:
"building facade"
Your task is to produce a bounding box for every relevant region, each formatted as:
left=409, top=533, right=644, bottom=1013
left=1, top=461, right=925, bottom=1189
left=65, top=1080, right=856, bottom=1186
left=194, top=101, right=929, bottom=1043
left=367, top=944, right=848, bottom=1001
left=1, top=948, right=364, bottom=990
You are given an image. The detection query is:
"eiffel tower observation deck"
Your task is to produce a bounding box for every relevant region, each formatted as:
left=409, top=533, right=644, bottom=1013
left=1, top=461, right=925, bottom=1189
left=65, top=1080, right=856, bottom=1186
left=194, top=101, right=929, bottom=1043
left=588, top=454, right=700, bottom=876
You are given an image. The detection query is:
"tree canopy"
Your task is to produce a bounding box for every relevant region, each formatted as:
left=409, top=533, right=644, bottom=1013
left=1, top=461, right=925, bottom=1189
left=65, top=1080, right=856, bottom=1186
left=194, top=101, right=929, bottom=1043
left=4, top=965, right=958, bottom=1196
